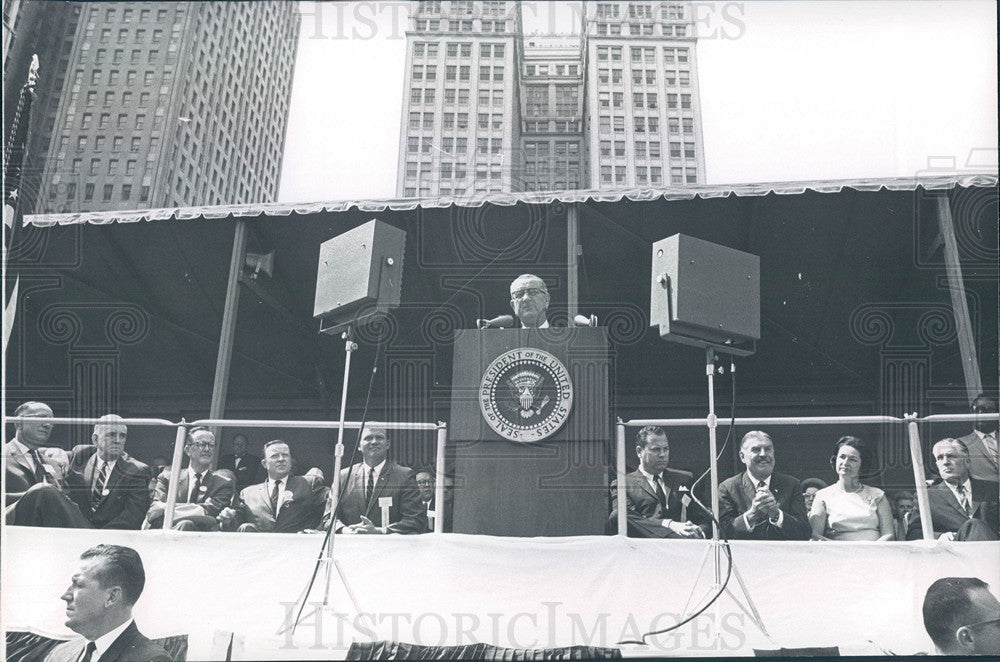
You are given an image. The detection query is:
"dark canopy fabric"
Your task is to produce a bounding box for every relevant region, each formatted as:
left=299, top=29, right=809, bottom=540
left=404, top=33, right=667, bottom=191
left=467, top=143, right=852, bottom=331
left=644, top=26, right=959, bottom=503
left=9, top=175, right=998, bottom=488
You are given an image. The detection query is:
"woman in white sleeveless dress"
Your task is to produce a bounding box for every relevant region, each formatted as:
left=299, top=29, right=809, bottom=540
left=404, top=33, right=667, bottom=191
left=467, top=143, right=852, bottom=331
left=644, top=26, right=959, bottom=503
left=809, top=436, right=895, bottom=541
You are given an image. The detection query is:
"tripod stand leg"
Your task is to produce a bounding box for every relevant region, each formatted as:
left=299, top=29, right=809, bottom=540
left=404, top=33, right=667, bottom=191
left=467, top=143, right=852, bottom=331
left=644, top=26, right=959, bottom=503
left=725, top=558, right=771, bottom=639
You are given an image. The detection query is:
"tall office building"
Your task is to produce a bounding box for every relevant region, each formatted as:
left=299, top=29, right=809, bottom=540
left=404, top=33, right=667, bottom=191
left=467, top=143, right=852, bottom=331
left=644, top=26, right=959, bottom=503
left=28, top=1, right=299, bottom=215
left=396, top=1, right=705, bottom=195
left=584, top=1, right=704, bottom=188
left=396, top=0, right=522, bottom=198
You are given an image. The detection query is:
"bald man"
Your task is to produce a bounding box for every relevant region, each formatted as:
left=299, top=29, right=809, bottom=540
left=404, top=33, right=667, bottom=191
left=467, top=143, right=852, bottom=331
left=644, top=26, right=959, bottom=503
left=510, top=274, right=551, bottom=329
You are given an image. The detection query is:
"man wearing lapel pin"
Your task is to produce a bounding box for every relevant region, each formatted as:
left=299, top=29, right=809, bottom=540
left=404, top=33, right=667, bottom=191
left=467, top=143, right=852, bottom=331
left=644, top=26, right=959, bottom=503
left=323, top=426, right=426, bottom=534
left=64, top=415, right=151, bottom=530
left=958, top=394, right=1000, bottom=484
left=145, top=426, right=233, bottom=531
left=218, top=439, right=328, bottom=533
left=906, top=438, right=999, bottom=541
left=609, top=426, right=707, bottom=538
left=717, top=430, right=811, bottom=540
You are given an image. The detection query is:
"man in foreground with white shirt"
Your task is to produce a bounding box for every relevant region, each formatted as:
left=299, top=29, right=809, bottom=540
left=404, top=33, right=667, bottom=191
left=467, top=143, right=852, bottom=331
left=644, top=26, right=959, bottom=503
left=906, top=437, right=998, bottom=541
left=324, top=426, right=426, bottom=534
left=45, top=545, right=170, bottom=662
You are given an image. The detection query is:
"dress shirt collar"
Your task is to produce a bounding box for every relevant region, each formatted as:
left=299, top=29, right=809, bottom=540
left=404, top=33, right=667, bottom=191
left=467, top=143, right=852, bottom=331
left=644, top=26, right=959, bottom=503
left=746, top=472, right=772, bottom=490
left=637, top=465, right=663, bottom=489
left=364, top=459, right=387, bottom=483
left=92, top=457, right=118, bottom=488
left=90, top=618, right=133, bottom=660
left=944, top=478, right=973, bottom=501
left=267, top=476, right=289, bottom=510
left=521, top=319, right=550, bottom=329
left=185, top=466, right=208, bottom=500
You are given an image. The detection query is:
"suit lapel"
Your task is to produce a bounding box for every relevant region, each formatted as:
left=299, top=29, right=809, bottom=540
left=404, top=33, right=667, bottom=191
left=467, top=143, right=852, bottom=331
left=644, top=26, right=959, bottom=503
left=176, top=472, right=190, bottom=502
left=936, top=483, right=968, bottom=519
left=741, top=473, right=757, bottom=508
left=632, top=472, right=658, bottom=500
left=5, top=442, right=34, bottom=475
left=102, top=620, right=138, bottom=662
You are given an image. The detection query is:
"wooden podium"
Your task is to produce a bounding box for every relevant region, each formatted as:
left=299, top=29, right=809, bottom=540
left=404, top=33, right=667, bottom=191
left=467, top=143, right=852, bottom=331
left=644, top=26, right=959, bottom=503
left=449, top=327, right=611, bottom=536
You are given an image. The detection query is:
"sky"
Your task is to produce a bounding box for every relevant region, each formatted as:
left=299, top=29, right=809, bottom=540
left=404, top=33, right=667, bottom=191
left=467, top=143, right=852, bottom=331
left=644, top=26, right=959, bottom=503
left=277, top=1, right=998, bottom=203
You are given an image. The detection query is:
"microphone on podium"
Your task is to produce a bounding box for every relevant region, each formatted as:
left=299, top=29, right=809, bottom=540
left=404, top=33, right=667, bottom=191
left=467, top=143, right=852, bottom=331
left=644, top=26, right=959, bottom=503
left=477, top=314, right=515, bottom=329
left=572, top=314, right=598, bottom=327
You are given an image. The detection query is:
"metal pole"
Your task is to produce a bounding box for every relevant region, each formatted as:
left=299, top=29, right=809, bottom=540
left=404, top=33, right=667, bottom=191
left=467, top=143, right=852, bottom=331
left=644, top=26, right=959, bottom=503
left=935, top=194, right=983, bottom=403
left=324, top=327, right=356, bottom=561
left=209, top=219, right=248, bottom=467
left=615, top=420, right=627, bottom=537
left=434, top=423, right=447, bottom=534
left=162, top=421, right=188, bottom=531
left=567, top=203, right=580, bottom=319
left=905, top=413, right=934, bottom=541
left=706, top=348, right=720, bottom=538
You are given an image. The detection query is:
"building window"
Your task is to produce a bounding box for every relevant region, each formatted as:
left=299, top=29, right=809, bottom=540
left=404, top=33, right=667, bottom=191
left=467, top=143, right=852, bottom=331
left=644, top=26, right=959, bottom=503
left=614, top=141, right=625, bottom=157
left=103, top=184, right=114, bottom=201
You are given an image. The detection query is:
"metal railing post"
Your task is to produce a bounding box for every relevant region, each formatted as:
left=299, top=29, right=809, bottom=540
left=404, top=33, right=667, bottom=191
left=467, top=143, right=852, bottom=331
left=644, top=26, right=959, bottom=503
left=905, top=413, right=934, bottom=541
left=434, top=423, right=447, bottom=534
left=616, top=420, right=627, bottom=537
left=163, top=420, right=188, bottom=531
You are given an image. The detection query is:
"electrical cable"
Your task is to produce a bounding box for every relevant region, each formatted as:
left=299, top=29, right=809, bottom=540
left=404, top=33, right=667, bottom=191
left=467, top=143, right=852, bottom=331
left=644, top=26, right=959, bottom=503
left=290, top=327, right=386, bottom=633
left=618, top=358, right=738, bottom=646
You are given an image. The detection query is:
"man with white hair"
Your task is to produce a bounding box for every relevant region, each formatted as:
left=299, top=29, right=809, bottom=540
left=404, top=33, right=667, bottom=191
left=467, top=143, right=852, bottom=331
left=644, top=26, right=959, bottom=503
left=65, top=415, right=151, bottom=530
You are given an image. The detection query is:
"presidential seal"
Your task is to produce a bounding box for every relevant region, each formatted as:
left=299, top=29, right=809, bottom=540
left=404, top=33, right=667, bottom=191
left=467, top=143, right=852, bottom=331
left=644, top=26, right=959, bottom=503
left=480, top=348, right=573, bottom=441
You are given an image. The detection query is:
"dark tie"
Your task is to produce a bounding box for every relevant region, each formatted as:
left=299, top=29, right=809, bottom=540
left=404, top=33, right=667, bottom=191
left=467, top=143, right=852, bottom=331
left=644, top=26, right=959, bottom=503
left=654, top=475, right=668, bottom=512
left=80, top=641, right=97, bottom=662
left=270, top=479, right=282, bottom=513
left=366, top=468, right=375, bottom=503
left=91, top=461, right=109, bottom=507
left=30, top=449, right=48, bottom=484
left=956, top=484, right=971, bottom=516
left=188, top=472, right=203, bottom=503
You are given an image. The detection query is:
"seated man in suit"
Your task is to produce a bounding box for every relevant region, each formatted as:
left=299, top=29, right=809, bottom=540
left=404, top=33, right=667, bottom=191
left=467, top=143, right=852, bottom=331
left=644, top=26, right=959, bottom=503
left=958, top=394, right=999, bottom=483
left=922, top=577, right=1000, bottom=655
left=717, top=430, right=811, bottom=540
left=5, top=401, right=92, bottom=528
left=906, top=438, right=999, bottom=541
left=218, top=439, right=328, bottom=533
left=323, top=426, right=426, bottom=534
left=510, top=274, right=551, bottom=329
left=61, top=415, right=151, bottom=530
left=414, top=468, right=454, bottom=532
left=46, top=544, right=170, bottom=662
left=217, top=433, right=263, bottom=492
left=609, top=426, right=706, bottom=538
left=145, top=426, right=233, bottom=531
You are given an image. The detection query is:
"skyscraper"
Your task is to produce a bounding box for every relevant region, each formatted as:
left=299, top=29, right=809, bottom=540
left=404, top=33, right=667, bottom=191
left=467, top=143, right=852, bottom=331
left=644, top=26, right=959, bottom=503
left=28, top=1, right=300, bottom=215
left=396, top=1, right=705, bottom=196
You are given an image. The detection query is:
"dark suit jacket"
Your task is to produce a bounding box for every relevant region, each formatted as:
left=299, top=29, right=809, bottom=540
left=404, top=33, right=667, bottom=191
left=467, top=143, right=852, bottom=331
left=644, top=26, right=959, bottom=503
left=218, top=452, right=264, bottom=491
left=958, top=431, right=1000, bottom=483
left=44, top=621, right=171, bottom=662
left=717, top=471, right=811, bottom=540
left=150, top=468, right=234, bottom=518
left=609, top=468, right=708, bottom=538
left=63, top=446, right=151, bottom=530
left=906, top=478, right=1000, bottom=540
left=231, top=474, right=328, bottom=533
left=324, top=461, right=427, bottom=534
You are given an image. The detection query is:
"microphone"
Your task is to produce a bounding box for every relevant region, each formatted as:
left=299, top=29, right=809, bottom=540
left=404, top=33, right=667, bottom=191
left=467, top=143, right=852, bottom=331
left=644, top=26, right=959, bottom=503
left=572, top=314, right=598, bottom=327
left=477, top=315, right=514, bottom=329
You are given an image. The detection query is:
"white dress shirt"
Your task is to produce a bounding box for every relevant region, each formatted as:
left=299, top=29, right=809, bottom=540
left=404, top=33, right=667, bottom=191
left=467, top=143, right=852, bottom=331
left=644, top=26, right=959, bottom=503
left=943, top=478, right=974, bottom=514
left=88, top=618, right=133, bottom=661
left=92, top=458, right=118, bottom=493
left=743, top=473, right=785, bottom=530
left=266, top=477, right=289, bottom=511
left=975, top=429, right=999, bottom=461
left=363, top=459, right=387, bottom=488
left=185, top=466, right=207, bottom=501
left=520, top=319, right=550, bottom=329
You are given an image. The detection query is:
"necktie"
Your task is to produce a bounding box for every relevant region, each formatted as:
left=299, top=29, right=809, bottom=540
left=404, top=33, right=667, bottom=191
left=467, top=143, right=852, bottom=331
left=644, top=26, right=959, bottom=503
left=956, top=484, right=971, bottom=516
left=270, top=479, right=282, bottom=513
left=30, top=449, right=48, bottom=484
left=91, top=461, right=109, bottom=506
left=366, top=468, right=375, bottom=503
left=189, top=472, right=203, bottom=503
left=653, top=476, right=668, bottom=512
left=80, top=641, right=97, bottom=662
left=758, top=480, right=767, bottom=490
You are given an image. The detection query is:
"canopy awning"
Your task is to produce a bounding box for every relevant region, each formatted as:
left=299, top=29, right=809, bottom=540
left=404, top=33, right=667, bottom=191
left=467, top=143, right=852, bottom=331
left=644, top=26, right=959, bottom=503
left=24, top=172, right=998, bottom=227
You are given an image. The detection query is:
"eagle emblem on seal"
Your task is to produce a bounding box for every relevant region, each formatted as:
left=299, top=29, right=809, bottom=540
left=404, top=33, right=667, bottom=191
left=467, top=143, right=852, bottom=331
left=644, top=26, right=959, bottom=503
left=480, top=349, right=573, bottom=441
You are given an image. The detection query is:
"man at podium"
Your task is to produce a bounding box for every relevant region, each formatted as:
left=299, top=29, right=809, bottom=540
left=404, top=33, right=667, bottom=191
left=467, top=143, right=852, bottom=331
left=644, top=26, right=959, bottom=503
left=510, top=274, right=551, bottom=328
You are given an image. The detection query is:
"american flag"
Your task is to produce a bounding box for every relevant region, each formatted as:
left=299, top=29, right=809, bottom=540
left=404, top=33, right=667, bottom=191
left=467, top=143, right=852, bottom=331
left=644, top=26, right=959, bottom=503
left=3, top=55, right=38, bottom=356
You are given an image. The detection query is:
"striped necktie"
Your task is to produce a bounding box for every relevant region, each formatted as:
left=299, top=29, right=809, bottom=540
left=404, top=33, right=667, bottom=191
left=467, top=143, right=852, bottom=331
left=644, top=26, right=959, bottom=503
left=956, top=484, right=971, bottom=516
left=91, top=461, right=109, bottom=506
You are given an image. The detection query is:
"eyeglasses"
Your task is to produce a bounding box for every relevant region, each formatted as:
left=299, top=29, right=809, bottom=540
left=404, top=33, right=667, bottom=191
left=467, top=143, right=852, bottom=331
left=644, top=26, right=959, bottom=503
left=188, top=441, right=215, bottom=449
left=415, top=479, right=433, bottom=486
left=511, top=287, right=546, bottom=299
left=960, top=616, right=1000, bottom=629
